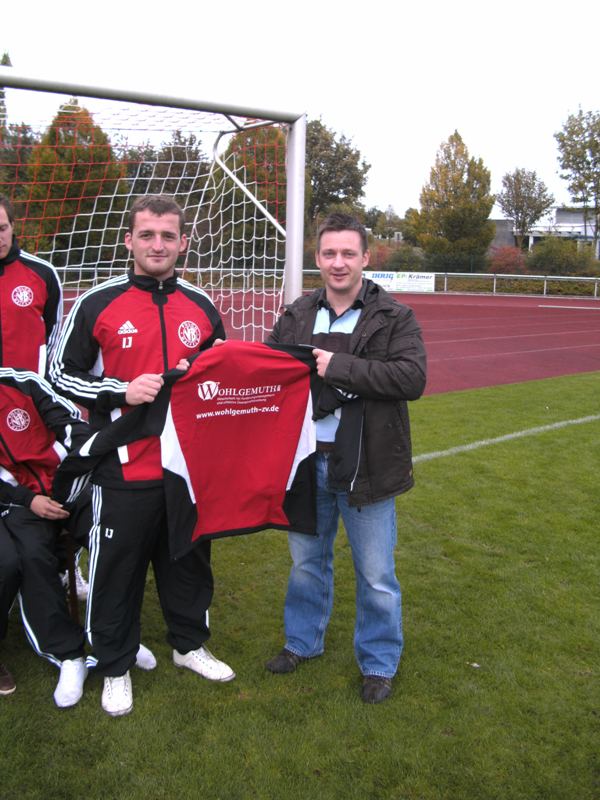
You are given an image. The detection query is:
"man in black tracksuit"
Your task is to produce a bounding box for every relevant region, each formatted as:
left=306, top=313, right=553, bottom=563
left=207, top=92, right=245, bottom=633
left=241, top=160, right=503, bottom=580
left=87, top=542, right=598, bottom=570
left=50, top=195, right=234, bottom=716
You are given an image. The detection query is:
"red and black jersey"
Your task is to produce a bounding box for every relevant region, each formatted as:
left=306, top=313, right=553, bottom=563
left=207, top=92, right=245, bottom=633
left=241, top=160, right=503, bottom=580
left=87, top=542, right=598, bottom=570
left=54, top=342, right=319, bottom=556
left=49, top=269, right=225, bottom=486
left=0, top=368, right=89, bottom=507
left=0, top=241, right=63, bottom=375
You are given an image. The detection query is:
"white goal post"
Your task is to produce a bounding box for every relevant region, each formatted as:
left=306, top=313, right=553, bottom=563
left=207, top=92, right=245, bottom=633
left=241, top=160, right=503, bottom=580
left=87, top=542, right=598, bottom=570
left=0, top=69, right=306, bottom=341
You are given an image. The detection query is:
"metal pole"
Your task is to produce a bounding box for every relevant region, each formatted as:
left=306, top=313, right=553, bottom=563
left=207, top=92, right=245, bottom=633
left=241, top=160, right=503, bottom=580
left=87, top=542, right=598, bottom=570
left=284, top=114, right=307, bottom=304
left=0, top=68, right=303, bottom=124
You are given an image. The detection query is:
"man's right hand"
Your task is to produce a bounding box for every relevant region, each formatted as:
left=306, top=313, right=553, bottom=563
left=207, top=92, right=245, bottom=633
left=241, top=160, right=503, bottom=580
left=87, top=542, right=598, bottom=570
left=125, top=373, right=164, bottom=405
left=30, top=495, right=70, bottom=520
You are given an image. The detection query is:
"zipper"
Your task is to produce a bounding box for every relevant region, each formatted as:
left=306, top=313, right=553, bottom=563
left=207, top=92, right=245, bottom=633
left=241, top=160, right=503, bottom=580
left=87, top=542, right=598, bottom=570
left=155, top=287, right=169, bottom=370
left=349, top=410, right=364, bottom=493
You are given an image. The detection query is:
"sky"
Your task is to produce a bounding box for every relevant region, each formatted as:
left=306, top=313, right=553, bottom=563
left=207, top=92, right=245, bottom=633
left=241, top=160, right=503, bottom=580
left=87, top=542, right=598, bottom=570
left=2, top=0, right=599, bottom=220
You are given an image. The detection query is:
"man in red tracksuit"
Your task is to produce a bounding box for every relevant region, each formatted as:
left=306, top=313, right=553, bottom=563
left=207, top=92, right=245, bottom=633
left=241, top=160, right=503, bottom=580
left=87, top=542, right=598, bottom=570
left=0, top=195, right=91, bottom=606
left=0, top=194, right=69, bottom=694
left=0, top=368, right=89, bottom=706
left=0, top=195, right=63, bottom=377
left=50, top=195, right=234, bottom=716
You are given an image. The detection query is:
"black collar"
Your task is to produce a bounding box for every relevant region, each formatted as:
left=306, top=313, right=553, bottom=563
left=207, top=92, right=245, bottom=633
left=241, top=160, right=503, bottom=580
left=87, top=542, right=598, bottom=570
left=0, top=237, right=21, bottom=271
left=128, top=268, right=178, bottom=294
left=316, top=279, right=368, bottom=311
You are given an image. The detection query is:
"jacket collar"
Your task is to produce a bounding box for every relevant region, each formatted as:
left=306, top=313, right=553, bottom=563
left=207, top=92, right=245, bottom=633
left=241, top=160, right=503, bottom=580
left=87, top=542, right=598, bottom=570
left=316, top=279, right=369, bottom=311
left=0, top=237, right=21, bottom=271
left=128, top=268, right=178, bottom=294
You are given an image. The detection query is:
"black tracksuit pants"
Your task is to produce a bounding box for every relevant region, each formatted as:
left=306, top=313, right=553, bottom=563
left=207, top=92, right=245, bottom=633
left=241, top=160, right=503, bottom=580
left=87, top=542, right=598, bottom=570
left=0, top=507, right=85, bottom=663
left=87, top=484, right=213, bottom=677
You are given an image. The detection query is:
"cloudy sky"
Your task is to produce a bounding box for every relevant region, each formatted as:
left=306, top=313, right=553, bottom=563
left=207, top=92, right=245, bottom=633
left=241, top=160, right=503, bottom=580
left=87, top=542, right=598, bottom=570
left=2, top=0, right=599, bottom=218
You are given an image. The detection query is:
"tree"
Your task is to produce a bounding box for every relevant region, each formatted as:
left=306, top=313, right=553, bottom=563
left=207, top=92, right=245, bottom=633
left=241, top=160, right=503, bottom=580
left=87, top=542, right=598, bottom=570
left=415, top=131, right=495, bottom=271
left=1, top=52, right=44, bottom=208
left=373, top=205, right=403, bottom=240
left=364, top=206, right=383, bottom=231
left=150, top=130, right=210, bottom=200
left=497, top=168, right=554, bottom=248
left=305, top=119, right=370, bottom=221
left=555, top=109, right=600, bottom=253
left=0, top=52, right=11, bottom=128
left=487, top=246, right=527, bottom=274
left=23, top=98, right=126, bottom=269
left=0, top=123, right=40, bottom=205
left=192, top=124, right=288, bottom=273
left=526, top=236, right=595, bottom=275
left=398, top=208, right=421, bottom=246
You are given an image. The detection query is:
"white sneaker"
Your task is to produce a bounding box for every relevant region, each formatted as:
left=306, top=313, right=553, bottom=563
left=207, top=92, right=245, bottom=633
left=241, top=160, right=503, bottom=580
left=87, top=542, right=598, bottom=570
left=173, top=646, right=235, bottom=682
left=54, top=657, right=87, bottom=708
left=101, top=672, right=133, bottom=717
left=135, top=643, right=157, bottom=670
left=61, top=565, right=89, bottom=601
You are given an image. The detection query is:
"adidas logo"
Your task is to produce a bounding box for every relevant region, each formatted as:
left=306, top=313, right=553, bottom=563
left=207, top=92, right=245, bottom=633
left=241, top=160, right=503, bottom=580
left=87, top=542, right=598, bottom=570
left=118, top=320, right=138, bottom=335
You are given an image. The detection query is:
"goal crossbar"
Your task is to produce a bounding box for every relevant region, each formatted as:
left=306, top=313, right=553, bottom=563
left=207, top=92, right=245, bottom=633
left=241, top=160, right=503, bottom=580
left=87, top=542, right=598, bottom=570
left=0, top=68, right=306, bottom=336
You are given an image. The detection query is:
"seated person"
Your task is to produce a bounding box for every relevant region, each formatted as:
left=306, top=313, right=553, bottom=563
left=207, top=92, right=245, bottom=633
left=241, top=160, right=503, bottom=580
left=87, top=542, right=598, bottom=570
left=0, top=367, right=92, bottom=705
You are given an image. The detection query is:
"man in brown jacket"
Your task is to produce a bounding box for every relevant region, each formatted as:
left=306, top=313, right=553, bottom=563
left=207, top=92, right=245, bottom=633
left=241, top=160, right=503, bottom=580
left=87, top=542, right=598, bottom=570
left=265, top=213, right=427, bottom=703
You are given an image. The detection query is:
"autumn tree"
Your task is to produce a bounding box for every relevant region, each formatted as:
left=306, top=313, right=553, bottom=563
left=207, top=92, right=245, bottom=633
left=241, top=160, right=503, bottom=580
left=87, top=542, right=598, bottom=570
left=191, top=124, right=288, bottom=273
left=415, top=131, right=495, bottom=271
left=306, top=119, right=370, bottom=221
left=555, top=109, right=600, bottom=253
left=23, top=98, right=126, bottom=269
left=398, top=208, right=421, bottom=246
left=497, top=168, right=554, bottom=248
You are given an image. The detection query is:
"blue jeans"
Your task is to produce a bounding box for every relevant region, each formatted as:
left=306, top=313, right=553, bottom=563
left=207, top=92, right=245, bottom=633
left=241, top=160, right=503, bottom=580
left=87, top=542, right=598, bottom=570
left=284, top=452, right=402, bottom=678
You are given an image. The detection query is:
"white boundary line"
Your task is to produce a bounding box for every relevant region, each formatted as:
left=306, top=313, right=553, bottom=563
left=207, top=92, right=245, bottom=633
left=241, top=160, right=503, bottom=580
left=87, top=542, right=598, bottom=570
left=539, top=305, right=600, bottom=311
left=414, top=414, right=600, bottom=463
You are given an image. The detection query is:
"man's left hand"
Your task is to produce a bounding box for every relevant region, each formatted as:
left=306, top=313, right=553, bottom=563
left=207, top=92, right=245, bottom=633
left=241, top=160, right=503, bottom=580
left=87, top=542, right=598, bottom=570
left=312, top=348, right=334, bottom=378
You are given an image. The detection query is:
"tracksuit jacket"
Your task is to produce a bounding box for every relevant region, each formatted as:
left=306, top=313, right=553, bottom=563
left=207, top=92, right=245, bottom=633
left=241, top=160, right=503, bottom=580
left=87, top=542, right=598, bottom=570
left=0, top=239, right=63, bottom=375
left=0, top=368, right=89, bottom=507
left=49, top=268, right=225, bottom=487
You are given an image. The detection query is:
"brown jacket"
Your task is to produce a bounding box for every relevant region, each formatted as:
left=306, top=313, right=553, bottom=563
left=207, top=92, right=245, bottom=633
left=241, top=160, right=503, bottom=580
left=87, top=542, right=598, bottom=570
left=268, top=279, right=427, bottom=505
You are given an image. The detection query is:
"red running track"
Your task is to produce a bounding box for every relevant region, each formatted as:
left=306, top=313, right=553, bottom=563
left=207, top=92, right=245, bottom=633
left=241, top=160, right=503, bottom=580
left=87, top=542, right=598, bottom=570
left=399, top=293, right=600, bottom=395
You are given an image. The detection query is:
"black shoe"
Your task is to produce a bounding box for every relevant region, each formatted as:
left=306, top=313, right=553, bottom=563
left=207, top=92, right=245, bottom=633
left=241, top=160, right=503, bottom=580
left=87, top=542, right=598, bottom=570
left=361, top=676, right=392, bottom=704
left=265, top=648, right=307, bottom=674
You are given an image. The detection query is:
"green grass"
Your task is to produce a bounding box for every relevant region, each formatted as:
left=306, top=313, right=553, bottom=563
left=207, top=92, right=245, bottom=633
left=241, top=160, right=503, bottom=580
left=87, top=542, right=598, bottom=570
left=1, top=372, right=598, bottom=800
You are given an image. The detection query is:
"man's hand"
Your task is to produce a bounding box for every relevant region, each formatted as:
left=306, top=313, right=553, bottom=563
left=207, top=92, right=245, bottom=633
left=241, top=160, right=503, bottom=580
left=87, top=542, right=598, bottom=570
left=213, top=338, right=225, bottom=347
left=175, top=358, right=190, bottom=371
left=125, top=373, right=164, bottom=405
left=30, top=495, right=70, bottom=521
left=312, top=348, right=334, bottom=378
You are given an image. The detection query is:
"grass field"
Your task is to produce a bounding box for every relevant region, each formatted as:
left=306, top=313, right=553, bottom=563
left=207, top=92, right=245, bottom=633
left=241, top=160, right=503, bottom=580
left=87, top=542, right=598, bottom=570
left=1, top=371, right=598, bottom=800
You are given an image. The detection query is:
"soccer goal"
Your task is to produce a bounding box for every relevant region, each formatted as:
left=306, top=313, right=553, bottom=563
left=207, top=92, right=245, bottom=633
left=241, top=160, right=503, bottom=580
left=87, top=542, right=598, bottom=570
left=0, top=69, right=306, bottom=341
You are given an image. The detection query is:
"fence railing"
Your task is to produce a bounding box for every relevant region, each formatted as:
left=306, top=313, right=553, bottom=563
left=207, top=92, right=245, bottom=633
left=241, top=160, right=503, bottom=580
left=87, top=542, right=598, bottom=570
left=302, top=270, right=600, bottom=298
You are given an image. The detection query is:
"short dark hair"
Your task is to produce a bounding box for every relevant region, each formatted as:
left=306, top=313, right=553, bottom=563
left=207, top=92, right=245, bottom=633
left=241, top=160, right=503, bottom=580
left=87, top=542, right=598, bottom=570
left=0, top=195, right=15, bottom=226
left=316, top=213, right=368, bottom=254
left=128, top=195, right=185, bottom=234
